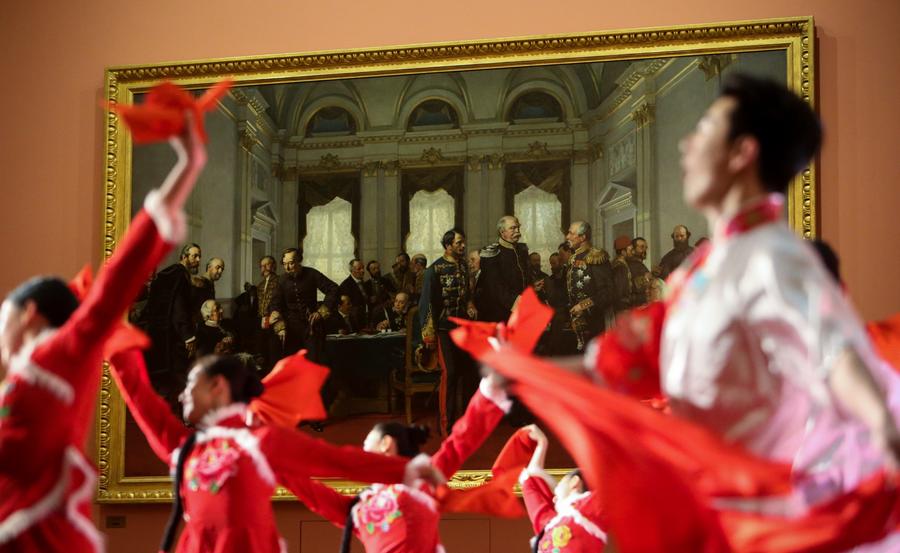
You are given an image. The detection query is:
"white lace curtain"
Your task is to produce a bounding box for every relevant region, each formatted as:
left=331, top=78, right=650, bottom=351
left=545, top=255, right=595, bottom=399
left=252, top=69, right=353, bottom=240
left=514, top=185, right=563, bottom=273
left=405, top=188, right=455, bottom=267
left=303, top=197, right=355, bottom=287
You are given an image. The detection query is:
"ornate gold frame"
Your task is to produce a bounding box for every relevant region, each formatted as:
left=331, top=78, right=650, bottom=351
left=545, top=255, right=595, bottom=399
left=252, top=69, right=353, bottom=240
left=97, top=16, right=816, bottom=502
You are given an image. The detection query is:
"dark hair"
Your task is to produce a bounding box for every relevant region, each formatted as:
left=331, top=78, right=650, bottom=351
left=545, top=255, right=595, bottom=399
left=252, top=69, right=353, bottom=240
left=7, top=276, right=79, bottom=328
left=372, top=422, right=430, bottom=457
left=366, top=260, right=379, bottom=272
left=282, top=247, right=302, bottom=261
left=413, top=256, right=427, bottom=267
left=557, top=242, right=574, bottom=254
left=549, top=253, right=559, bottom=259
left=632, top=237, right=646, bottom=247
left=720, top=73, right=822, bottom=194
left=180, top=243, right=201, bottom=259
left=566, top=468, right=589, bottom=492
left=397, top=252, right=411, bottom=263
left=441, top=228, right=465, bottom=249
left=810, top=239, right=841, bottom=284
left=199, top=355, right=264, bottom=403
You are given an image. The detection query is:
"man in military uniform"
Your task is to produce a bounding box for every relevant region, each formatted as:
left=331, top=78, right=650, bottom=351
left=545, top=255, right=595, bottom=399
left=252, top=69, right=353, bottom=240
left=266, top=247, right=338, bottom=361
left=255, top=255, right=279, bottom=370
left=611, top=235, right=638, bottom=314
left=419, top=228, right=477, bottom=431
left=565, top=221, right=614, bottom=350
left=478, top=215, right=531, bottom=322
left=627, top=237, right=652, bottom=307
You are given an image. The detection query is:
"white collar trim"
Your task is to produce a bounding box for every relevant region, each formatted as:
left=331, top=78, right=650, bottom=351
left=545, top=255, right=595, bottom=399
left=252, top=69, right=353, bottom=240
left=544, top=491, right=606, bottom=543
left=0, top=446, right=104, bottom=552
left=198, top=402, right=248, bottom=429
left=7, top=328, right=74, bottom=405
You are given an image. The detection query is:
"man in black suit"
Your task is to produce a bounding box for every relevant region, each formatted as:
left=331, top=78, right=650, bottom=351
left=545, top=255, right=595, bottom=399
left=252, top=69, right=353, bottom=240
left=142, top=242, right=201, bottom=407
left=325, top=294, right=363, bottom=335
left=267, top=247, right=338, bottom=360
left=338, top=258, right=374, bottom=324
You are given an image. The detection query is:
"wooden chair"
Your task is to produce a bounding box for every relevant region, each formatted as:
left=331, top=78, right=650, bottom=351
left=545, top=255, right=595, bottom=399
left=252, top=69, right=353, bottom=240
left=388, top=306, right=444, bottom=430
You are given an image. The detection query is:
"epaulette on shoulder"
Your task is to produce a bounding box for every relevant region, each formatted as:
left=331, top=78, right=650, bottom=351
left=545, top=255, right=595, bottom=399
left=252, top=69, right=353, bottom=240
left=585, top=248, right=610, bottom=264
left=480, top=243, right=501, bottom=258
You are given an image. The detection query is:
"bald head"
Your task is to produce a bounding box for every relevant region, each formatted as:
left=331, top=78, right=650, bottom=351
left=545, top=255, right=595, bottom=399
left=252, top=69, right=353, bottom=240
left=672, top=225, right=691, bottom=249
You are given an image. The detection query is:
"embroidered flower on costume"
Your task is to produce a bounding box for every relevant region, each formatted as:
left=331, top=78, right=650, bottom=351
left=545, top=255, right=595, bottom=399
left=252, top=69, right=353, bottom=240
left=540, top=524, right=571, bottom=552
left=0, top=382, right=13, bottom=419
left=355, top=485, right=403, bottom=535
left=185, top=438, right=241, bottom=493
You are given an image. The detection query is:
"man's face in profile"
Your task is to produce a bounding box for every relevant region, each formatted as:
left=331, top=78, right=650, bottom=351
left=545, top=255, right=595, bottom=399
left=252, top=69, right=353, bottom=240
left=182, top=247, right=201, bottom=275
left=680, top=96, right=736, bottom=210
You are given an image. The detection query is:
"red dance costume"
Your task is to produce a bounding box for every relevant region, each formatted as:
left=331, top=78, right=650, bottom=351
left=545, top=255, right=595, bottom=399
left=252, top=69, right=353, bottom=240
left=0, top=195, right=179, bottom=553
left=109, top=348, right=416, bottom=553
left=520, top=473, right=606, bottom=553
left=286, top=378, right=511, bottom=553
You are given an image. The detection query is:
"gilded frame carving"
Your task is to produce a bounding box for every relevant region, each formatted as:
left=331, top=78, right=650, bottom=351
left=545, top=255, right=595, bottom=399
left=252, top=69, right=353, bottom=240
left=98, top=16, right=817, bottom=502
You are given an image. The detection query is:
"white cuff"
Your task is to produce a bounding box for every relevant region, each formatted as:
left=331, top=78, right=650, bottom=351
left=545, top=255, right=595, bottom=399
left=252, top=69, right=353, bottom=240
left=584, top=338, right=599, bottom=372
left=143, top=189, right=186, bottom=245
left=479, top=376, right=512, bottom=413
left=518, top=468, right=532, bottom=485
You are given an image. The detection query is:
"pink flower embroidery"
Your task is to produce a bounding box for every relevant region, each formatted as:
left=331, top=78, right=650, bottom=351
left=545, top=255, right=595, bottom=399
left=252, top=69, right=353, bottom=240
left=186, top=439, right=241, bottom=493
left=355, top=486, right=403, bottom=534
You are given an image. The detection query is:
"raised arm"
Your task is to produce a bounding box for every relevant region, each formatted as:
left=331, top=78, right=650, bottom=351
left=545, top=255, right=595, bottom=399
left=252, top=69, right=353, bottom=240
left=259, top=424, right=423, bottom=486
left=279, top=475, right=354, bottom=528
left=431, top=375, right=511, bottom=478
left=519, top=424, right=559, bottom=534
left=32, top=119, right=207, bottom=380
left=108, top=348, right=190, bottom=461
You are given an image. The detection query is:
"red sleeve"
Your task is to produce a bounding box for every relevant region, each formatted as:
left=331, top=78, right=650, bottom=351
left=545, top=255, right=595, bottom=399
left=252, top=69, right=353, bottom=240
left=258, top=425, right=408, bottom=485
left=32, top=211, right=171, bottom=386
left=279, top=475, right=354, bottom=528
left=592, top=301, right=666, bottom=400
left=108, top=348, right=189, bottom=462
left=431, top=389, right=505, bottom=478
left=521, top=473, right=557, bottom=535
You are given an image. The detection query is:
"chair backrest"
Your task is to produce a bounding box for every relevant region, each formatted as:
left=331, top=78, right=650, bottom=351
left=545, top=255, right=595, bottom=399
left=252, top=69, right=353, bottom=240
left=405, top=306, right=439, bottom=375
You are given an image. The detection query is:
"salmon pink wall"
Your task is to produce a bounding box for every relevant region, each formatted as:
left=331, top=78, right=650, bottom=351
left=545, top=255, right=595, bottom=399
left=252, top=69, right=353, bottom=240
left=1, top=0, right=898, bottom=550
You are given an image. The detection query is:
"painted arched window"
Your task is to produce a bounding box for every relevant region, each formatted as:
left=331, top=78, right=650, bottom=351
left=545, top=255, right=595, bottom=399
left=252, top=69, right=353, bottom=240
left=407, top=99, right=459, bottom=130
left=514, top=185, right=563, bottom=273
left=508, top=91, right=563, bottom=123
left=305, top=106, right=357, bottom=137
left=405, top=188, right=455, bottom=267
left=302, top=197, right=355, bottom=286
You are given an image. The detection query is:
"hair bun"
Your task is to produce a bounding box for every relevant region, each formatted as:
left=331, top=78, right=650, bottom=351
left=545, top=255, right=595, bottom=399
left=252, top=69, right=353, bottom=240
left=243, top=373, right=265, bottom=400
left=408, top=425, right=431, bottom=447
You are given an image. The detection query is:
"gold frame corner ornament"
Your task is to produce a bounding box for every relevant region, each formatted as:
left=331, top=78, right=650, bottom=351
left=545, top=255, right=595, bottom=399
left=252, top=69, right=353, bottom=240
left=97, top=16, right=817, bottom=503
